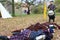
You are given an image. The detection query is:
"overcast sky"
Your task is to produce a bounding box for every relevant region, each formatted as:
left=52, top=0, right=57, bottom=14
left=14, top=0, right=42, bottom=3
left=14, top=0, right=55, bottom=4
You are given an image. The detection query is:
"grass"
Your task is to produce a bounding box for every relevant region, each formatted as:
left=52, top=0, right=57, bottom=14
left=0, top=14, right=44, bottom=36
left=0, top=13, right=60, bottom=40
left=14, top=12, right=60, bottom=17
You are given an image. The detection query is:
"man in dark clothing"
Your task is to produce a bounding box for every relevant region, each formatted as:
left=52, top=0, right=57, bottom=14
left=27, top=7, right=30, bottom=15
left=48, top=1, right=56, bottom=22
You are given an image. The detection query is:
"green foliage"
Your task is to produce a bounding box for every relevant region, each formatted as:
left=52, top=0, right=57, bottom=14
left=26, top=0, right=35, bottom=4
left=55, top=5, right=60, bottom=12
left=32, top=5, right=43, bottom=14
left=15, top=3, right=21, bottom=9
left=55, top=0, right=60, bottom=5
left=55, top=0, right=60, bottom=12
left=12, top=0, right=15, bottom=16
left=0, top=0, right=7, bottom=2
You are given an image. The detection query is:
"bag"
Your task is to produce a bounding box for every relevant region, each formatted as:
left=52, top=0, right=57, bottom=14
left=48, top=10, right=54, bottom=16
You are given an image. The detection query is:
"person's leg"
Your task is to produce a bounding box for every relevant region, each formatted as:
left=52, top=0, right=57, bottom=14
left=53, top=15, right=55, bottom=22
left=49, top=18, right=51, bottom=22
left=48, top=15, right=53, bottom=23
left=51, top=18, right=54, bottom=22
left=49, top=18, right=50, bottom=22
left=48, top=15, right=51, bottom=22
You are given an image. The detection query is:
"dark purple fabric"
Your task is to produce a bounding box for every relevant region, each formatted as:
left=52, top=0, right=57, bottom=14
left=48, top=4, right=55, bottom=11
left=10, top=29, right=31, bottom=40
left=21, top=29, right=31, bottom=38
left=10, top=22, right=60, bottom=40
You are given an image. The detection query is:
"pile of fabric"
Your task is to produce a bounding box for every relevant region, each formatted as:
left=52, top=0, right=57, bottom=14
left=9, top=22, right=60, bottom=40
left=0, top=36, right=9, bottom=40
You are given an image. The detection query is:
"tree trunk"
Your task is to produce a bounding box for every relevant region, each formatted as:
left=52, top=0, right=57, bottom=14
left=12, top=0, right=15, bottom=16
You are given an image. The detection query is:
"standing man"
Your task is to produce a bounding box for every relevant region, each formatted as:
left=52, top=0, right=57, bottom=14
left=48, top=1, right=56, bottom=22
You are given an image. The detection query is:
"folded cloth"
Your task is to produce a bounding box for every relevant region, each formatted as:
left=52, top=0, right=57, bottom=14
left=29, top=30, right=44, bottom=40
left=29, top=31, right=38, bottom=40
left=37, top=30, right=44, bottom=35
left=10, top=29, right=31, bottom=40
left=48, top=28, right=54, bottom=33
left=0, top=36, right=9, bottom=40
left=36, top=35, right=45, bottom=40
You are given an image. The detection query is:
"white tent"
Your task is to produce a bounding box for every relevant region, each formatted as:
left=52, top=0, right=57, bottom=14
left=0, top=3, right=12, bottom=18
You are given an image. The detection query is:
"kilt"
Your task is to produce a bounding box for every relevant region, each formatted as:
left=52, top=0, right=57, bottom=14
left=48, top=15, right=55, bottom=19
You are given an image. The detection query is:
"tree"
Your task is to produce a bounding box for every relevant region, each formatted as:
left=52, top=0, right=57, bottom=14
left=24, top=0, right=41, bottom=14
left=0, top=0, right=7, bottom=5
left=55, top=0, right=60, bottom=12
left=0, top=0, right=6, bottom=2
left=12, top=0, right=15, bottom=16
left=25, top=0, right=35, bottom=15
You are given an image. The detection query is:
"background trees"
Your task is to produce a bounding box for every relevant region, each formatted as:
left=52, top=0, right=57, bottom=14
left=12, top=0, right=15, bottom=16
left=0, top=0, right=60, bottom=16
left=55, top=0, right=60, bottom=12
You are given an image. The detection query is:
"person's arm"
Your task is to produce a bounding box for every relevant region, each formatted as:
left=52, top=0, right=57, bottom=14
left=48, top=5, right=50, bottom=11
left=54, top=5, right=56, bottom=10
left=48, top=5, right=50, bottom=9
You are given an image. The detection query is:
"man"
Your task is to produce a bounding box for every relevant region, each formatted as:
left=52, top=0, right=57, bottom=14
left=48, top=1, right=56, bottom=22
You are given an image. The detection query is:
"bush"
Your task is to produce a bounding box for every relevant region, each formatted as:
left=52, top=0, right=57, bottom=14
left=55, top=5, right=60, bottom=12
left=32, top=5, right=43, bottom=14
left=55, top=0, right=60, bottom=12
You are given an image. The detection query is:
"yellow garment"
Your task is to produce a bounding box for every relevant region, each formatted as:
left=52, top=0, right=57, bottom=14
left=43, top=2, right=47, bottom=20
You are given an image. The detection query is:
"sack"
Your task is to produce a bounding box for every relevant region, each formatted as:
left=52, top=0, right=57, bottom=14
left=48, top=10, right=54, bottom=15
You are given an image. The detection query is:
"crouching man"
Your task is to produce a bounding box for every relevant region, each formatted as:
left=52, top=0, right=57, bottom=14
left=48, top=1, right=56, bottom=22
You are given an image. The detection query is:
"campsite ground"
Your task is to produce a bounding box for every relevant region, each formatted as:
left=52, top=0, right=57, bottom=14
left=0, top=13, right=60, bottom=40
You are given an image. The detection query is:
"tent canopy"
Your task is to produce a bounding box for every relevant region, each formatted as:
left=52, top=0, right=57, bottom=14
left=0, top=3, right=12, bottom=18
